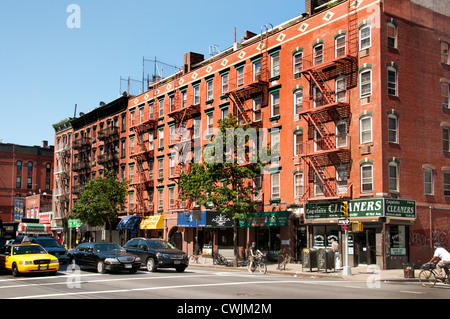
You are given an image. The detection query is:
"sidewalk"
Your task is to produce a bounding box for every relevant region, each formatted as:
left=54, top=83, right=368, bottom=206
left=188, top=258, right=419, bottom=283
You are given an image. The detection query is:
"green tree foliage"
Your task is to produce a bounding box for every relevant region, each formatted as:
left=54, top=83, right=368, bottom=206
left=70, top=170, right=129, bottom=242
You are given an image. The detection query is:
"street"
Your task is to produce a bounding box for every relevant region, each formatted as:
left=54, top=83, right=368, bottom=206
left=0, top=264, right=448, bottom=302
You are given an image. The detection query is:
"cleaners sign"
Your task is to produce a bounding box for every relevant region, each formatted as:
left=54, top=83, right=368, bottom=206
left=305, top=198, right=415, bottom=220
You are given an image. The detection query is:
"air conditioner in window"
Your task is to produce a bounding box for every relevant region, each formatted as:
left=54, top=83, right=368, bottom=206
left=360, top=145, right=371, bottom=155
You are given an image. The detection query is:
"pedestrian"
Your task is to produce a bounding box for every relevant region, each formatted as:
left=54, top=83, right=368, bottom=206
left=428, top=242, right=450, bottom=279
left=331, top=238, right=341, bottom=270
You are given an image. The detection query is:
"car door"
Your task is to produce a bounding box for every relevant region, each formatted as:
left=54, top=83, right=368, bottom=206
left=134, top=239, right=149, bottom=264
left=83, top=243, right=97, bottom=268
left=0, top=245, right=10, bottom=270
left=72, top=244, right=87, bottom=265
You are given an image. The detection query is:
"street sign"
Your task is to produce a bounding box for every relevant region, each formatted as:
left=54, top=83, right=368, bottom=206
left=341, top=224, right=350, bottom=231
left=338, top=218, right=350, bottom=225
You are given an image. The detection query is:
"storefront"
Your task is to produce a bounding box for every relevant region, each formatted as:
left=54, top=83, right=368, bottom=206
left=140, top=215, right=164, bottom=238
left=305, top=198, right=416, bottom=269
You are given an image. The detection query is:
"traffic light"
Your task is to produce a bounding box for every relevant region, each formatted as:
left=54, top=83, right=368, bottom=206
left=341, top=201, right=348, bottom=218
left=350, top=221, right=363, bottom=233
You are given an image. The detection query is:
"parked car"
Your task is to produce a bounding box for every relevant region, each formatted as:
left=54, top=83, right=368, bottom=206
left=34, top=237, right=69, bottom=264
left=0, top=243, right=59, bottom=277
left=68, top=242, right=141, bottom=274
left=123, top=238, right=188, bottom=272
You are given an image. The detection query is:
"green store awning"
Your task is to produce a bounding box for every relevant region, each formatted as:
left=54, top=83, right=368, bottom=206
left=240, top=211, right=289, bottom=227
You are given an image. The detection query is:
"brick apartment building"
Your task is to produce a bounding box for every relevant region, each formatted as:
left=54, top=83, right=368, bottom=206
left=0, top=141, right=54, bottom=239
left=53, top=0, right=449, bottom=269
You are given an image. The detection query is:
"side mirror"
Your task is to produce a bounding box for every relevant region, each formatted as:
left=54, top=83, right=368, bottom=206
left=139, top=245, right=148, bottom=251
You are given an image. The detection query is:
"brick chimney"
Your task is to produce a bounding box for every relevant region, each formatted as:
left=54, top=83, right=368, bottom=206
left=305, top=0, right=330, bottom=15
left=183, top=52, right=204, bottom=74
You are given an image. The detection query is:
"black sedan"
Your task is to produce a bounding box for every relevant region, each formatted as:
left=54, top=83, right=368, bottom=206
left=123, top=238, right=188, bottom=272
left=68, top=243, right=141, bottom=273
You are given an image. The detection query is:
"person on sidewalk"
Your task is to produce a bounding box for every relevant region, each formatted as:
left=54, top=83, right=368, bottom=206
left=331, top=238, right=341, bottom=270
left=248, top=242, right=262, bottom=273
left=428, top=242, right=450, bottom=279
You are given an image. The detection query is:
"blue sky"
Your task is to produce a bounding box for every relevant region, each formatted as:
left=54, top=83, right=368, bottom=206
left=0, top=0, right=305, bottom=146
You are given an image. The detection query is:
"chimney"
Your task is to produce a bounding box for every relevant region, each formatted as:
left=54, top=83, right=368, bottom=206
left=240, top=30, right=257, bottom=42
left=183, top=52, right=204, bottom=74
left=42, top=140, right=48, bottom=148
left=305, top=0, right=329, bottom=15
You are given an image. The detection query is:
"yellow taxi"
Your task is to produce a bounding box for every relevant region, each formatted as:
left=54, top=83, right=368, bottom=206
left=0, top=241, right=59, bottom=277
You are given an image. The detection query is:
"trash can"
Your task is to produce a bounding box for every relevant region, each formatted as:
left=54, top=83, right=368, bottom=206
left=302, top=248, right=317, bottom=272
left=402, top=262, right=415, bottom=278
left=317, top=248, right=335, bottom=272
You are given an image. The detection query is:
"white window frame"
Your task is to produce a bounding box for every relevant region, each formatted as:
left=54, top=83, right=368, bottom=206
left=424, top=168, right=433, bottom=195
left=335, top=34, right=346, bottom=58
left=158, top=127, right=164, bottom=148
left=388, top=114, right=398, bottom=143
left=193, top=85, right=200, bottom=105
left=360, top=115, right=372, bottom=144
left=237, top=67, right=245, bottom=87
left=158, top=98, right=164, bottom=118
left=253, top=97, right=262, bottom=122
left=294, top=89, right=303, bottom=114
left=313, top=44, right=323, bottom=65
left=206, top=80, right=214, bottom=101
left=361, top=163, right=373, bottom=193
left=271, top=52, right=280, bottom=77
left=441, top=41, right=449, bottom=64
left=387, top=67, right=397, bottom=96
left=253, top=60, right=261, bottom=81
left=271, top=172, right=280, bottom=200
left=443, top=127, right=450, bottom=152
left=221, top=74, right=229, bottom=94
left=271, top=91, right=280, bottom=117
left=359, top=25, right=371, bottom=50
left=294, top=131, right=303, bottom=156
left=360, top=69, right=372, bottom=98
left=158, top=188, right=164, bottom=210
left=336, top=120, right=347, bottom=148
left=387, top=22, right=397, bottom=48
left=336, top=165, right=348, bottom=194
left=442, top=83, right=449, bottom=109
left=294, top=172, right=303, bottom=200
left=293, top=52, right=303, bottom=78
left=389, top=162, right=398, bottom=192
left=206, top=113, right=214, bottom=135
left=335, top=76, right=347, bottom=102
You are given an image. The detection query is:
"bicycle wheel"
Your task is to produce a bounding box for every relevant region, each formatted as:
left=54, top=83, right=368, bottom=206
left=258, top=262, right=267, bottom=275
left=198, top=255, right=206, bottom=264
left=419, top=269, right=437, bottom=288
left=188, top=255, right=197, bottom=264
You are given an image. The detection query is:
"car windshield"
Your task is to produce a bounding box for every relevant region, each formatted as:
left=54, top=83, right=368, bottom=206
left=36, top=238, right=63, bottom=248
left=147, top=240, right=176, bottom=250
left=13, top=245, right=47, bottom=255
left=93, top=243, right=124, bottom=253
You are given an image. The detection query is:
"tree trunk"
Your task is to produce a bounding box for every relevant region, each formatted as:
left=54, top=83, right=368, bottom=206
left=233, top=219, right=238, bottom=267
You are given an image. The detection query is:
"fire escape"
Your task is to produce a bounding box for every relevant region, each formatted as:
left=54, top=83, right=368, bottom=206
left=299, top=1, right=358, bottom=200
left=129, top=91, right=158, bottom=217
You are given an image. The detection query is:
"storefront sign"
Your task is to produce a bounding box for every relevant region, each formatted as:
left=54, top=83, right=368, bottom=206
left=68, top=219, right=83, bottom=228
left=140, top=215, right=165, bottom=229
left=177, top=211, right=207, bottom=228
left=240, top=211, right=289, bottom=227
left=305, top=198, right=416, bottom=220
left=206, top=212, right=233, bottom=228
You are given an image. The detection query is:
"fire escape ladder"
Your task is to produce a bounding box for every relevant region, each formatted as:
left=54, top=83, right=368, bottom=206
left=307, top=156, right=334, bottom=197
left=309, top=69, right=334, bottom=105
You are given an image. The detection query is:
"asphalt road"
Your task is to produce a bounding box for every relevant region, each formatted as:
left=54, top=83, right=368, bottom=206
left=0, top=264, right=447, bottom=306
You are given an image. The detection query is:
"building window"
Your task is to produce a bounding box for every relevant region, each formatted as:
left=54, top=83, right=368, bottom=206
left=158, top=128, right=164, bottom=148
left=193, top=85, right=200, bottom=105
left=158, top=158, right=164, bottom=179
left=442, top=83, right=449, bottom=109
left=360, top=69, right=372, bottom=98
left=237, top=67, right=245, bottom=87
left=181, top=91, right=187, bottom=108
left=221, top=107, right=229, bottom=119
left=158, top=188, right=164, bottom=210
left=16, top=176, right=21, bottom=189
left=169, top=156, right=175, bottom=176
left=294, top=172, right=303, bottom=200
left=388, top=114, right=398, bottom=143
left=148, top=132, right=154, bottom=151
left=193, top=117, right=201, bottom=139
left=271, top=91, right=280, bottom=117
left=253, top=97, right=262, bottom=122
left=335, top=35, right=346, bottom=58
left=444, top=172, right=450, bottom=196
left=424, top=168, right=433, bottom=195
left=206, top=113, right=214, bottom=136
left=17, top=161, right=22, bottom=171
left=387, top=67, right=397, bottom=96
left=387, top=22, right=397, bottom=48
left=169, top=125, right=176, bottom=144
left=443, top=127, right=450, bottom=152
left=294, top=130, right=303, bottom=156
left=389, top=162, right=398, bottom=192
left=335, top=76, right=346, bottom=102
left=169, top=187, right=174, bottom=209
left=313, top=85, right=323, bottom=108
left=169, top=95, right=175, bottom=112
left=293, top=51, right=303, bottom=79
left=28, top=162, right=33, bottom=172
left=360, top=115, right=372, bottom=144
left=271, top=172, right=280, bottom=200
left=253, top=60, right=261, bottom=81
left=221, top=74, right=229, bottom=94
left=27, top=177, right=32, bottom=189
left=207, top=80, right=214, bottom=101
left=441, top=41, right=449, bottom=64
left=158, top=98, right=164, bottom=118
left=271, top=52, right=280, bottom=78
left=359, top=25, right=371, bottom=50
left=294, top=89, right=303, bottom=114
left=314, top=172, right=324, bottom=196
left=361, top=163, right=373, bottom=193
left=336, top=120, right=347, bottom=148
left=336, top=165, right=348, bottom=194
left=313, top=44, right=323, bottom=65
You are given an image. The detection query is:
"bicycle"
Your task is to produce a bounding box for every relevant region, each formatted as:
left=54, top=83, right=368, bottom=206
left=212, top=252, right=230, bottom=266
left=247, top=253, right=267, bottom=274
left=188, top=251, right=206, bottom=264
left=418, top=263, right=450, bottom=288
left=277, top=250, right=291, bottom=271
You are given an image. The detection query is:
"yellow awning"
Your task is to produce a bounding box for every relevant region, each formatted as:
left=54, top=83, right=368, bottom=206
left=140, top=215, right=165, bottom=229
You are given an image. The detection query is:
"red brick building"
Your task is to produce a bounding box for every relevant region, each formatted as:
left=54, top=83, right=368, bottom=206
left=53, top=0, right=449, bottom=268
left=0, top=142, right=54, bottom=223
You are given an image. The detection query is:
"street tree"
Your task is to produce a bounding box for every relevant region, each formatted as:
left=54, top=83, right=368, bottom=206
left=70, top=169, right=129, bottom=242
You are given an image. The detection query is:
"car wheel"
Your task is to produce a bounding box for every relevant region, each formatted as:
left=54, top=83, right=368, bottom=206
left=12, top=263, right=19, bottom=277
left=97, top=261, right=106, bottom=274
left=146, top=258, right=157, bottom=272
left=175, top=266, right=186, bottom=273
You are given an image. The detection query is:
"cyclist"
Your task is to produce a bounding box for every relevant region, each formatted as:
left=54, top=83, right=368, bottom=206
left=428, top=242, right=450, bottom=279
left=248, top=242, right=262, bottom=273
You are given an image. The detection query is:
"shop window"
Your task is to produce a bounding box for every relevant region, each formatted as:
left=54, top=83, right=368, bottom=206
left=390, top=225, right=407, bottom=256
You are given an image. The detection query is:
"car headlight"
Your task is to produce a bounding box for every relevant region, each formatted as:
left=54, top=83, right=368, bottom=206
left=134, top=257, right=141, bottom=263
left=19, top=261, right=33, bottom=265
left=157, top=253, right=170, bottom=259
left=104, top=258, right=120, bottom=264
left=51, top=259, right=59, bottom=264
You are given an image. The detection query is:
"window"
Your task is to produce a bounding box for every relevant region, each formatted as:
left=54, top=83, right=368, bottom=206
left=253, top=60, right=261, bottom=81
left=221, top=74, right=229, bottom=94
left=294, top=89, right=303, bottom=114
left=271, top=91, right=280, bottom=117
left=130, top=110, right=135, bottom=127
left=158, top=188, right=164, bottom=210
left=387, top=67, right=397, bottom=96
left=335, top=35, right=346, bottom=58
left=444, top=172, right=450, bottom=196
left=336, top=165, right=348, bottom=194
left=253, top=97, right=262, bottom=122
left=169, top=125, right=176, bottom=144
left=237, top=67, right=244, bottom=87
left=294, top=172, right=303, bottom=200
left=424, top=168, right=433, bottom=195
left=313, top=44, right=323, bottom=65
left=28, top=162, right=33, bottom=172
left=17, top=161, right=22, bottom=171
left=442, top=83, right=449, bottom=109
left=313, top=85, right=323, bottom=107
left=360, top=69, right=372, bottom=98
left=387, top=22, right=397, bottom=48
left=360, top=25, right=371, bottom=50
left=314, top=172, right=324, bottom=196
left=294, top=130, right=303, bottom=156
left=193, top=85, right=200, bottom=105
left=129, top=192, right=134, bottom=209
left=16, top=176, right=21, bottom=189
left=221, top=107, right=229, bottom=119
left=335, top=76, right=346, bottom=102
left=271, top=52, right=280, bottom=77
left=207, top=80, right=213, bottom=101
left=169, top=95, right=175, bottom=112
left=361, top=163, right=373, bottom=193
left=270, top=130, right=280, bottom=164
left=336, top=121, right=347, bottom=147
left=360, top=115, right=372, bottom=144
left=206, top=113, right=214, bottom=135
left=293, top=52, right=303, bottom=78
left=148, top=132, right=154, bottom=151
left=441, top=42, right=449, bottom=64
left=271, top=172, right=280, bottom=200
left=389, top=162, right=398, bottom=191
left=169, top=187, right=174, bottom=209
left=193, top=117, right=201, bottom=139
left=129, top=164, right=135, bottom=182
left=148, top=102, right=154, bottom=120
left=388, top=114, right=398, bottom=143
left=158, top=159, right=164, bottom=179
left=443, top=127, right=450, bottom=152
left=27, top=177, right=32, bottom=189
left=169, top=156, right=175, bottom=176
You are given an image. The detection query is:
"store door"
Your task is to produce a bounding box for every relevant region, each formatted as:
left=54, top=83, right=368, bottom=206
left=355, top=228, right=376, bottom=265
